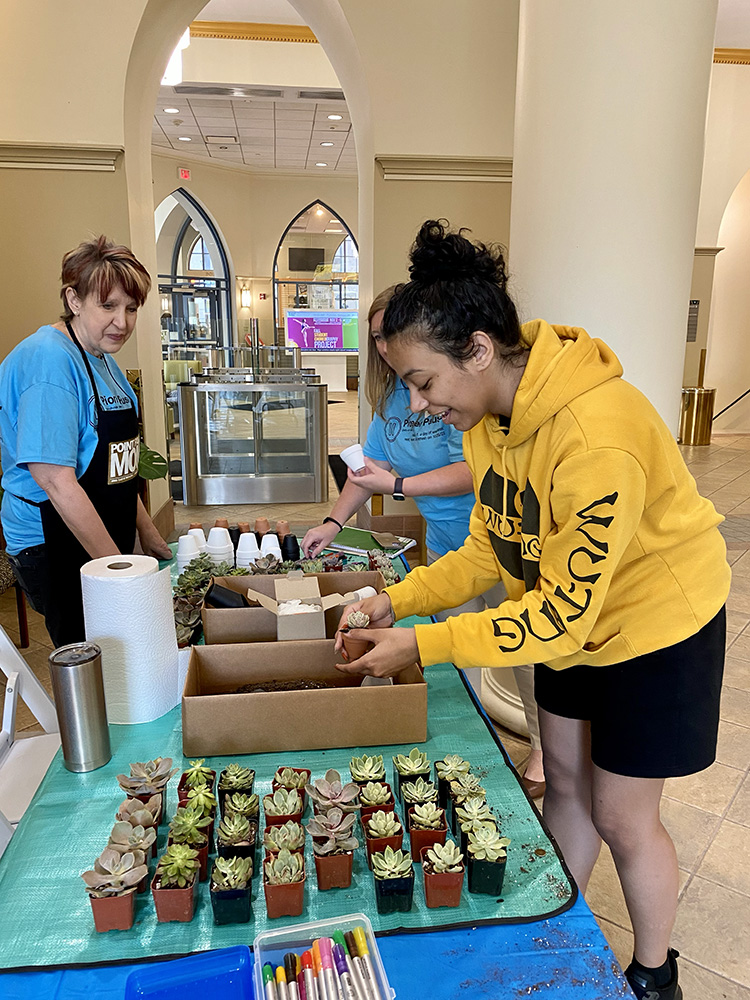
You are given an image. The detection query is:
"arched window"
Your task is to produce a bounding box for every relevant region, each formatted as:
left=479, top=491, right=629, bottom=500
left=188, top=235, right=213, bottom=272
left=333, top=235, right=358, bottom=273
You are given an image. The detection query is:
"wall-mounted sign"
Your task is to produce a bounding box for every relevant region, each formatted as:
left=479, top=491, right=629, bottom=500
left=178, top=167, right=191, bottom=181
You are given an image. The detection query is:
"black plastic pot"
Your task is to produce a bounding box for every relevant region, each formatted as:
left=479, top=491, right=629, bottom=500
left=281, top=534, right=301, bottom=561
left=467, top=854, right=507, bottom=896
left=393, top=767, right=431, bottom=802
left=210, top=884, right=252, bottom=924
left=373, top=870, right=415, bottom=914
left=217, top=826, right=257, bottom=869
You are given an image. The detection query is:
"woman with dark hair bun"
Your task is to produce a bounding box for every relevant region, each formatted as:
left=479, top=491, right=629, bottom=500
left=335, top=220, right=730, bottom=1000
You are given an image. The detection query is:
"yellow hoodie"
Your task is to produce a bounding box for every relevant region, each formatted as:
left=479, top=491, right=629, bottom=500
left=386, top=320, right=731, bottom=671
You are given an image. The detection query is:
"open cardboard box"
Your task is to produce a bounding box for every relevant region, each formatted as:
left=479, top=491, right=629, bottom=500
left=182, top=639, right=427, bottom=755
left=202, top=570, right=386, bottom=644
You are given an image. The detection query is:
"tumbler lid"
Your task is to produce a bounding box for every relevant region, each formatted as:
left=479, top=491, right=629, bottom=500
left=49, top=642, right=102, bottom=665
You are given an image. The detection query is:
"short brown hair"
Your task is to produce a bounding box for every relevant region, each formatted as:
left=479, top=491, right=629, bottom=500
left=364, top=285, right=398, bottom=417
left=60, top=235, right=151, bottom=321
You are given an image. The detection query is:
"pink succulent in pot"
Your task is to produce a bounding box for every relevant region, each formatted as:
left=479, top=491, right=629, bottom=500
left=305, top=768, right=361, bottom=814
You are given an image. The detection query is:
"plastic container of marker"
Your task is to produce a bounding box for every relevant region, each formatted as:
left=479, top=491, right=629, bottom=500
left=253, top=912, right=394, bottom=1000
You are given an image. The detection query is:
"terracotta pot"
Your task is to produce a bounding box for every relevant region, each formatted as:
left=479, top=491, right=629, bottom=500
left=340, top=627, right=373, bottom=662
left=89, top=890, right=136, bottom=932
left=210, top=883, right=252, bottom=925
left=275, top=519, right=291, bottom=539
left=189, top=522, right=203, bottom=531
left=467, top=855, right=507, bottom=896
left=263, top=875, right=305, bottom=919
left=351, top=773, right=387, bottom=789
left=408, top=808, right=447, bottom=860
left=313, top=851, right=353, bottom=890
left=373, top=871, right=414, bottom=914
left=238, top=522, right=251, bottom=533
left=364, top=830, right=403, bottom=869
left=271, top=767, right=310, bottom=809
left=422, top=861, right=464, bottom=908
left=151, top=872, right=198, bottom=923
left=214, top=518, right=230, bottom=529
left=264, top=807, right=303, bottom=828
left=254, top=517, right=270, bottom=536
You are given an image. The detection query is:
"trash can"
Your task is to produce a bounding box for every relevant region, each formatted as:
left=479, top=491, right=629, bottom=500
left=679, top=387, right=716, bottom=446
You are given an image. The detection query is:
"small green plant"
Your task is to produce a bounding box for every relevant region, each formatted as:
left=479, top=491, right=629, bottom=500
left=450, top=772, right=486, bottom=804
left=435, top=755, right=471, bottom=781
left=169, top=806, right=212, bottom=846
left=107, top=821, right=156, bottom=857
left=217, top=813, right=254, bottom=847
left=81, top=848, right=148, bottom=898
left=425, top=839, right=464, bottom=873
left=249, top=555, right=283, bottom=575
left=371, top=846, right=413, bottom=881
left=211, top=856, right=253, bottom=891
left=402, top=777, right=438, bottom=804
left=264, top=848, right=305, bottom=885
left=307, top=807, right=359, bottom=856
left=393, top=748, right=429, bottom=776
left=116, top=796, right=160, bottom=828
left=299, top=558, right=324, bottom=574
left=410, top=802, right=444, bottom=831
left=183, top=759, right=214, bottom=789
left=350, top=754, right=385, bottom=782
left=263, top=821, right=305, bottom=853
left=367, top=810, right=402, bottom=838
left=224, top=792, right=259, bottom=818
left=186, top=782, right=217, bottom=816
left=117, top=757, right=177, bottom=796
left=360, top=781, right=392, bottom=806
left=306, top=769, right=360, bottom=814
left=218, top=764, right=255, bottom=791
left=263, top=787, right=303, bottom=817
left=467, top=824, right=511, bottom=862
left=155, top=843, right=200, bottom=888
left=346, top=610, right=370, bottom=629
left=456, top=798, right=494, bottom=831
left=274, top=767, right=308, bottom=790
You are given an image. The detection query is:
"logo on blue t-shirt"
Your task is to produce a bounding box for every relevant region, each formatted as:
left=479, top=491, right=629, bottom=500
left=385, top=417, right=402, bottom=442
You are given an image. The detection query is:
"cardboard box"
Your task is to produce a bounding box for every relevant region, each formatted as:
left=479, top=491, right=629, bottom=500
left=245, top=574, right=344, bottom=642
left=202, top=570, right=385, bottom=645
left=182, top=639, right=427, bottom=755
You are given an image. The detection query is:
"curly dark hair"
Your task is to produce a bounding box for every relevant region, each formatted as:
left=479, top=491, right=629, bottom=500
left=381, top=219, right=523, bottom=364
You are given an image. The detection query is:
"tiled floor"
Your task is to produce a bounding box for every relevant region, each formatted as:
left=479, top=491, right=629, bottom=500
left=2, top=399, right=749, bottom=998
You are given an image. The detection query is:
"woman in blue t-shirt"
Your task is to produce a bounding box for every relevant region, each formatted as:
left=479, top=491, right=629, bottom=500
left=303, top=288, right=544, bottom=794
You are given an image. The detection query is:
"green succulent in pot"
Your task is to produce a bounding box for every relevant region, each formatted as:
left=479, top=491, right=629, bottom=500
left=107, top=821, right=156, bottom=857
left=211, top=855, right=253, bottom=891
left=218, top=763, right=255, bottom=791
left=467, top=823, right=510, bottom=861
left=371, top=846, right=413, bottom=880
left=182, top=758, right=214, bottom=789
left=186, top=782, right=217, bottom=817
left=169, top=806, right=212, bottom=846
left=450, top=772, right=486, bottom=804
left=218, top=813, right=254, bottom=847
left=274, top=767, right=309, bottom=790
left=224, top=792, right=259, bottom=818
left=117, top=756, right=178, bottom=797
left=155, top=843, right=200, bottom=888
left=263, top=821, right=305, bottom=853
left=360, top=781, right=392, bottom=807
left=367, top=810, right=402, bottom=839
left=402, top=776, right=438, bottom=805
left=263, top=787, right=303, bottom=817
left=264, top=848, right=305, bottom=885
left=82, top=848, right=148, bottom=898
left=456, top=798, right=494, bottom=831
left=393, top=747, right=430, bottom=775
left=435, top=755, right=471, bottom=781
left=410, top=802, right=444, bottom=831
left=350, top=754, right=385, bottom=783
left=425, top=839, right=464, bottom=874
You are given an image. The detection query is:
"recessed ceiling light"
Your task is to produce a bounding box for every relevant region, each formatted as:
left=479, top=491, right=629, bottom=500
left=163, top=107, right=180, bottom=114
left=320, top=141, right=334, bottom=147
left=178, top=136, right=192, bottom=141
left=316, top=209, right=324, bottom=216
left=315, top=162, right=328, bottom=167
left=327, top=114, right=343, bottom=121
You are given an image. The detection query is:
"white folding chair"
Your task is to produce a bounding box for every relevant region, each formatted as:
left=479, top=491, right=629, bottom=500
left=0, top=625, right=60, bottom=859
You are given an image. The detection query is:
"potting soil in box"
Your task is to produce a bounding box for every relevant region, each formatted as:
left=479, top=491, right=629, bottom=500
left=0, top=625, right=575, bottom=972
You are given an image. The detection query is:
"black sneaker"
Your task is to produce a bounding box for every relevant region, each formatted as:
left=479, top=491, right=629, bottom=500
left=625, top=949, right=683, bottom=1000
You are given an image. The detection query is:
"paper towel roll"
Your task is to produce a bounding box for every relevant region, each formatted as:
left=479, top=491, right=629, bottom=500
left=81, top=555, right=179, bottom=724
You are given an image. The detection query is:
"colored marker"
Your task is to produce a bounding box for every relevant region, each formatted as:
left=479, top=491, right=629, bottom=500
left=318, top=938, right=342, bottom=1000
left=333, top=944, right=359, bottom=1000
left=297, top=954, right=307, bottom=1000
left=312, top=940, right=330, bottom=1000
left=354, top=928, right=383, bottom=1000
left=332, top=932, right=367, bottom=1000
left=344, top=932, right=376, bottom=1000
left=276, top=965, right=290, bottom=1000
left=301, top=950, right=320, bottom=1000
left=263, top=963, right=278, bottom=1000
left=285, top=953, right=301, bottom=1000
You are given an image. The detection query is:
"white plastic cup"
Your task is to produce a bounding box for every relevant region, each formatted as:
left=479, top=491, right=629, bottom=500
left=177, top=533, right=200, bottom=557
left=343, top=585, right=378, bottom=604
left=206, top=545, right=234, bottom=569
left=260, top=533, right=282, bottom=558
left=236, top=532, right=261, bottom=568
left=177, top=552, right=199, bottom=574
left=207, top=526, right=232, bottom=548
left=187, top=527, right=207, bottom=552
left=340, top=443, right=367, bottom=476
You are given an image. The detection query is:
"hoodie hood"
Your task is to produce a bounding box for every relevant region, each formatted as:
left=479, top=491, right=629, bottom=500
left=486, top=319, right=623, bottom=449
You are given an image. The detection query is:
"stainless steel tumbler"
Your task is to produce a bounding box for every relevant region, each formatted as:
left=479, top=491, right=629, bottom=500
left=48, top=642, right=111, bottom=772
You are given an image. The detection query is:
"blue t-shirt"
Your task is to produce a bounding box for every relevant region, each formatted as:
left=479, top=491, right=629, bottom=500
left=0, top=325, right=137, bottom=554
left=364, top=381, right=474, bottom=556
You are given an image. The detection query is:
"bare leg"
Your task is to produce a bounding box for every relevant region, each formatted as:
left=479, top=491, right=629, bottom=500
left=591, top=765, right=678, bottom=968
left=513, top=663, right=544, bottom=782
left=538, top=707, right=601, bottom=889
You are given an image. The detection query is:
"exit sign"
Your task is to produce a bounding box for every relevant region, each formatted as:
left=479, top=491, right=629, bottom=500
left=178, top=167, right=191, bottom=181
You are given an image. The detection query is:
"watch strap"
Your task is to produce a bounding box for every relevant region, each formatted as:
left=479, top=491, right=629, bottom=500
left=393, top=477, right=405, bottom=501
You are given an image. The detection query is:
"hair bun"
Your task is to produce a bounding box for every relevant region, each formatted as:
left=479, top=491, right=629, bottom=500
left=409, top=219, right=507, bottom=289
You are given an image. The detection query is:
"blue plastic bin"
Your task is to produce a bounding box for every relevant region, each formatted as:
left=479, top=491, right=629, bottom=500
left=124, top=946, right=253, bottom=1000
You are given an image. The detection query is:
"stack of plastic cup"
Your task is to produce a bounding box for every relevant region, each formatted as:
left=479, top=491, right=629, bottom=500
left=340, top=443, right=367, bottom=476
left=187, top=527, right=207, bottom=553
left=205, top=526, right=234, bottom=568
left=236, top=531, right=261, bottom=569
left=260, top=532, right=282, bottom=559
left=176, top=533, right=201, bottom=573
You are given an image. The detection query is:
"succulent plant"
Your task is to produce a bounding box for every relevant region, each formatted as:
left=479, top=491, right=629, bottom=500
left=305, top=769, right=360, bottom=814
left=224, top=792, right=259, bottom=818
left=249, top=554, right=283, bottom=575
left=467, top=823, right=511, bottom=862
left=211, top=856, right=253, bottom=891
left=263, top=787, right=303, bottom=817
left=371, top=846, right=413, bottom=881
left=274, top=767, right=309, bottom=790
left=348, top=562, right=368, bottom=572
left=346, top=610, right=370, bottom=630
left=299, top=558, right=324, bottom=574
left=263, top=821, right=305, bottom=853
left=81, top=848, right=148, bottom=898
left=218, top=764, right=255, bottom=790
left=350, top=754, right=385, bottom=782
left=410, top=802, right=445, bottom=830
left=107, top=821, right=156, bottom=857
left=186, top=782, right=217, bottom=816
left=435, top=754, right=472, bottom=781
left=393, top=748, right=429, bottom=776
left=402, top=777, right=438, bottom=804
left=367, top=810, right=402, bottom=838
left=456, top=798, right=494, bottom=831
left=117, top=757, right=177, bottom=796
left=450, top=772, right=486, bottom=803
left=360, top=781, right=392, bottom=806
left=225, top=567, right=250, bottom=576
left=307, top=807, right=359, bottom=856
left=155, top=843, right=200, bottom=888
left=366, top=550, right=399, bottom=585
left=116, top=796, right=160, bottom=829
left=182, top=758, right=214, bottom=789
left=425, top=839, right=464, bottom=874
left=264, top=848, right=305, bottom=885
left=217, top=813, right=254, bottom=846
left=169, top=805, right=212, bottom=846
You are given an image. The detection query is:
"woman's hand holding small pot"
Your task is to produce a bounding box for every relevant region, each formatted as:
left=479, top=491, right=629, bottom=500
left=346, top=457, right=396, bottom=494
left=301, top=520, right=340, bottom=558
left=336, top=625, right=420, bottom=678
left=334, top=593, right=394, bottom=654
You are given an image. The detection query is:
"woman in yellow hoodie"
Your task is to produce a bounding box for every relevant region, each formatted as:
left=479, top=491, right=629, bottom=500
left=336, top=221, right=729, bottom=1000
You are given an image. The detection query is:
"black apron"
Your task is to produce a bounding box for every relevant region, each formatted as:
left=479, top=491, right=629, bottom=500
left=16, top=323, right=141, bottom=644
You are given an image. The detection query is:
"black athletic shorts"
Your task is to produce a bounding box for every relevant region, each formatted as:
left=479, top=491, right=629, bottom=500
left=534, top=606, right=726, bottom=779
